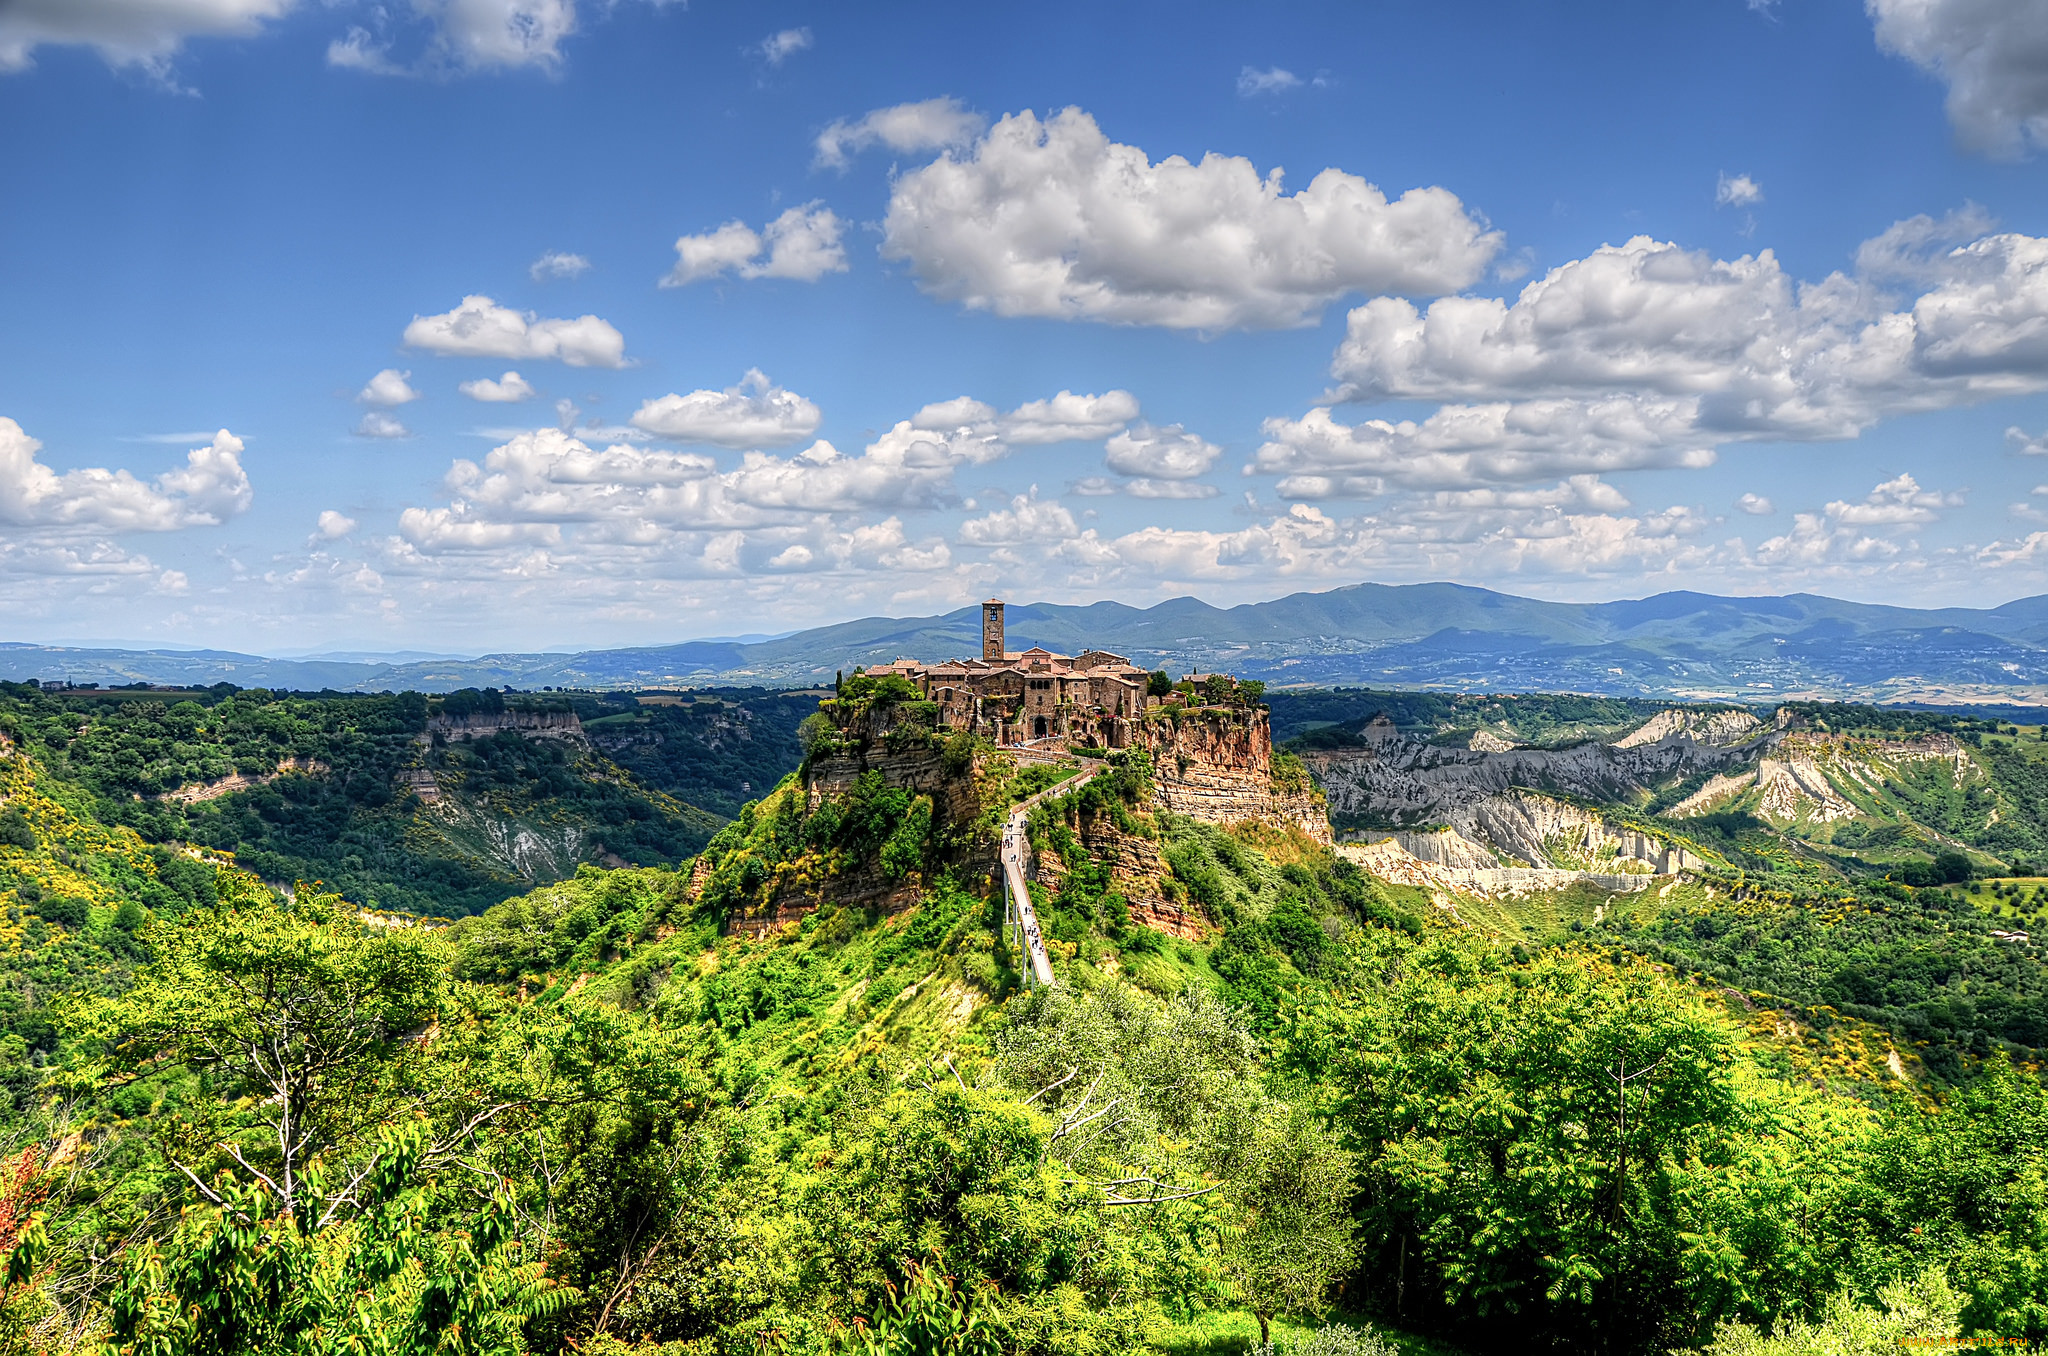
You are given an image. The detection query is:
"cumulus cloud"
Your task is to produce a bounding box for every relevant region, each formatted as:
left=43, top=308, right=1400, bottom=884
left=384, top=422, right=972, bottom=587
left=813, top=96, right=985, bottom=170
left=757, top=26, right=811, bottom=65
left=1253, top=399, right=1715, bottom=495
left=460, top=371, right=536, bottom=403
left=395, top=398, right=1018, bottom=567
left=1737, top=492, right=1776, bottom=515
left=1038, top=490, right=1720, bottom=591
left=358, top=368, right=420, bottom=407
left=1316, top=224, right=2048, bottom=485
left=630, top=370, right=823, bottom=448
left=1754, top=472, right=1959, bottom=567
left=0, top=419, right=251, bottom=531
left=403, top=295, right=627, bottom=367
left=357, top=412, right=409, bottom=439
left=958, top=489, right=1079, bottom=546
left=999, top=390, right=1140, bottom=444
left=1869, top=0, right=2048, bottom=155
left=317, top=509, right=357, bottom=539
left=1105, top=422, right=1222, bottom=479
left=529, top=250, right=590, bottom=280
left=0, top=0, right=293, bottom=80
left=662, top=204, right=846, bottom=286
left=1715, top=172, right=1764, bottom=207
left=1237, top=66, right=1301, bottom=96
left=902, top=390, right=1141, bottom=448
left=881, top=107, right=1502, bottom=330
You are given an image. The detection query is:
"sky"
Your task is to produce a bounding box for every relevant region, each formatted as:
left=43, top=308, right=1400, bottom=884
left=6, top=0, right=2048, bottom=654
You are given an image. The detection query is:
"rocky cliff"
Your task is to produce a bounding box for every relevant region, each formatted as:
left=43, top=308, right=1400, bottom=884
left=1663, top=730, right=1974, bottom=824
left=1133, top=707, right=1331, bottom=844
left=1302, top=710, right=1764, bottom=835
left=424, top=710, right=587, bottom=744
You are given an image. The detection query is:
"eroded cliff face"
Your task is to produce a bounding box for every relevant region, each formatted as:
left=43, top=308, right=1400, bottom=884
left=1134, top=709, right=1331, bottom=845
left=1664, top=730, right=1973, bottom=824
left=1302, top=715, right=1762, bottom=834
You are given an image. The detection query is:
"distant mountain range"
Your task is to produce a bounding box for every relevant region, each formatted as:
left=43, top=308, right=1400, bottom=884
left=12, top=583, right=2048, bottom=703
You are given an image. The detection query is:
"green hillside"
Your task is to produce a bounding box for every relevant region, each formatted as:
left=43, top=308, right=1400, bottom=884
left=0, top=682, right=816, bottom=918
left=0, top=688, right=2036, bottom=1353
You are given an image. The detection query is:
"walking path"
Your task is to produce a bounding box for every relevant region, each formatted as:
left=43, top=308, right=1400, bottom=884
left=998, top=755, right=1103, bottom=988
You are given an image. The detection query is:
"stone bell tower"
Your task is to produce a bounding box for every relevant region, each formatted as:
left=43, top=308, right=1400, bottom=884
left=982, top=599, right=1005, bottom=662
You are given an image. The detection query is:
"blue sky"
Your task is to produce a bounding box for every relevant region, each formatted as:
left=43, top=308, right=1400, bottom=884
left=5, top=0, right=2048, bottom=653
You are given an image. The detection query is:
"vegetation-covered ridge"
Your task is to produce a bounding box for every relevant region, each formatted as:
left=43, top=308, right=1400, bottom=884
left=0, top=682, right=816, bottom=918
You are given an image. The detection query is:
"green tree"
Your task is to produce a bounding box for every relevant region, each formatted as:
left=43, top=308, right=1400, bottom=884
left=1852, top=1058, right=2048, bottom=1337
left=1222, top=1106, right=1355, bottom=1349
left=1697, top=1268, right=1961, bottom=1356
left=1283, top=940, right=1833, bottom=1350
left=64, top=880, right=455, bottom=1224
left=93, top=1120, right=570, bottom=1356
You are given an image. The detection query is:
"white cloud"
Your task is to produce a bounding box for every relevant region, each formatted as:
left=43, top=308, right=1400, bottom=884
left=1127, top=478, right=1222, bottom=499
left=757, top=26, right=811, bottom=65
left=415, top=0, right=576, bottom=71
left=1253, top=399, right=1715, bottom=495
left=1041, top=492, right=1720, bottom=590
left=317, top=509, right=358, bottom=539
left=813, top=96, right=985, bottom=170
left=1000, top=390, right=1140, bottom=444
left=1237, top=66, right=1301, bottom=96
left=1715, top=172, right=1764, bottom=207
left=1104, top=421, right=1222, bottom=479
left=1829, top=471, right=1960, bottom=525
left=724, top=418, right=1000, bottom=513
left=0, top=419, right=251, bottom=531
left=2007, top=423, right=2048, bottom=456
left=325, top=26, right=401, bottom=74
left=0, top=0, right=293, bottom=79
left=403, top=295, right=627, bottom=368
left=459, top=371, right=536, bottom=403
left=959, top=488, right=1079, bottom=546
left=1868, top=0, right=2048, bottom=155
left=665, top=221, right=761, bottom=286
left=327, top=0, right=583, bottom=76
left=357, top=411, right=409, bottom=439
left=394, top=405, right=1012, bottom=565
left=1754, top=472, right=1959, bottom=566
left=358, top=368, right=420, bottom=407
left=881, top=107, right=1502, bottom=330
left=630, top=370, right=823, bottom=448
left=1323, top=224, right=2048, bottom=474
left=529, top=250, right=590, bottom=280
left=662, top=204, right=846, bottom=286
left=1736, top=492, right=1776, bottom=515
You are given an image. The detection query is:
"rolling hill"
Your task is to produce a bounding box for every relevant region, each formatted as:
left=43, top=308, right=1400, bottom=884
left=14, top=582, right=2048, bottom=701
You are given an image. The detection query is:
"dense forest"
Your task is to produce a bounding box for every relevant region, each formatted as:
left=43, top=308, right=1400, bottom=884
left=0, top=684, right=2036, bottom=1352
left=0, top=682, right=813, bottom=917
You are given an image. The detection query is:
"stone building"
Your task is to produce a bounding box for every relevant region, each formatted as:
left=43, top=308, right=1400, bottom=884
left=863, top=599, right=1154, bottom=747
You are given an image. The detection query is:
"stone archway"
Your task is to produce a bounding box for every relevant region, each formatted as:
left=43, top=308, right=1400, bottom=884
left=1032, top=716, right=1048, bottom=740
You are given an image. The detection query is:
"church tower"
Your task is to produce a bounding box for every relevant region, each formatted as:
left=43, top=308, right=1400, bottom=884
left=982, top=599, right=1005, bottom=662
